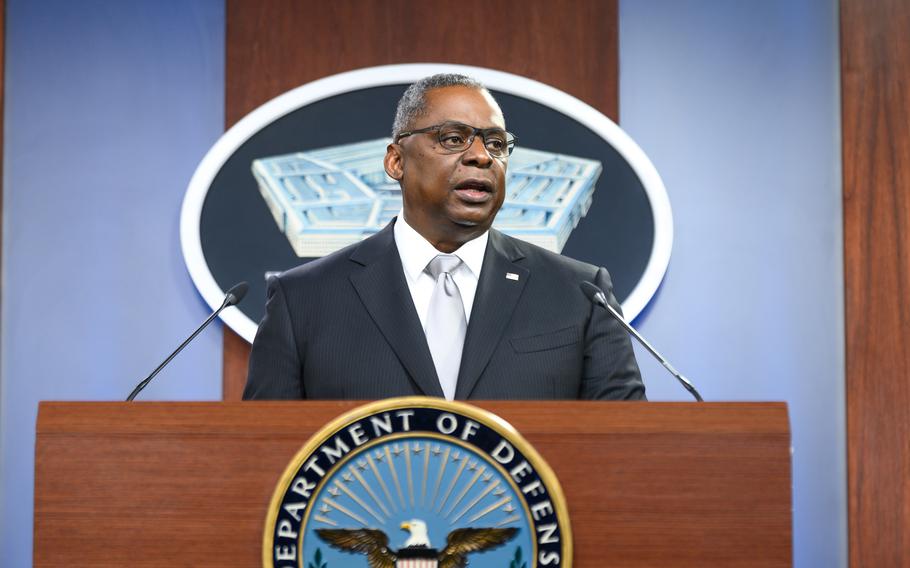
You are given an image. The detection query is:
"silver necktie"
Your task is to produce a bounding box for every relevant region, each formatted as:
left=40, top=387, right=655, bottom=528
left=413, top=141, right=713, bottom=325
left=424, top=254, right=467, bottom=400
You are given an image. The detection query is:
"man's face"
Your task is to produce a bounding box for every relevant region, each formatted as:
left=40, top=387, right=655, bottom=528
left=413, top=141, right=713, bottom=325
left=384, top=86, right=508, bottom=252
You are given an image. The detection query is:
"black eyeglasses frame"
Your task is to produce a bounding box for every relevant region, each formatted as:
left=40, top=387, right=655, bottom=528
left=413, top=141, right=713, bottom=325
left=395, top=121, right=517, bottom=158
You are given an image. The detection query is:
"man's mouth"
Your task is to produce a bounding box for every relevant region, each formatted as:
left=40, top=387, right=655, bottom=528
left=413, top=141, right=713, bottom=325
left=453, top=179, right=493, bottom=203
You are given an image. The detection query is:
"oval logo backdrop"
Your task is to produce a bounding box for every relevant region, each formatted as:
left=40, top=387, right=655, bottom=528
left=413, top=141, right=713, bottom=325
left=181, top=64, right=673, bottom=342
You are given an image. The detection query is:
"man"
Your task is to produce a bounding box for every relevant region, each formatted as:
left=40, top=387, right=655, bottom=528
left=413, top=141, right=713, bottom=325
left=243, top=73, right=645, bottom=400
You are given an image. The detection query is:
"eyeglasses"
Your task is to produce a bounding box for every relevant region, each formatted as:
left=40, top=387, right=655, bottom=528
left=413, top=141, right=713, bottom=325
left=395, top=121, right=517, bottom=158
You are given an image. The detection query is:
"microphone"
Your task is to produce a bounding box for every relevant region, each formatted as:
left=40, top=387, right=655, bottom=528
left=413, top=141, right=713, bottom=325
left=126, top=282, right=249, bottom=401
left=580, top=281, right=704, bottom=402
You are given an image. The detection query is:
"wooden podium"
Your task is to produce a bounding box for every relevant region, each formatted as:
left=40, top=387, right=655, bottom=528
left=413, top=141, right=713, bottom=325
left=34, top=401, right=791, bottom=566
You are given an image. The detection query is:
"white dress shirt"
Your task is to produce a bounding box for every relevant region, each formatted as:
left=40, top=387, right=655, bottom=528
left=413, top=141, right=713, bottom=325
left=393, top=213, right=488, bottom=330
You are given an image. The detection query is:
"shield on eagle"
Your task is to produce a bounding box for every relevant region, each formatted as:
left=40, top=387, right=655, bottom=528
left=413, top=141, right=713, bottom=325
left=395, top=546, right=438, bottom=568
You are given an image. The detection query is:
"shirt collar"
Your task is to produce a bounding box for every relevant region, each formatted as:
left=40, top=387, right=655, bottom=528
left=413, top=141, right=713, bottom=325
left=394, top=211, right=488, bottom=280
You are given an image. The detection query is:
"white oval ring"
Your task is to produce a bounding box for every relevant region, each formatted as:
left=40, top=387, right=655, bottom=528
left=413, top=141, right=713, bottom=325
left=181, top=63, right=673, bottom=343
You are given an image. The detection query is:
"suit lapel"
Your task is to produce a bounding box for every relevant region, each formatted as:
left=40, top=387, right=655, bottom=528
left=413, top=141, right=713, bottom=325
left=348, top=223, right=444, bottom=398
left=455, top=230, right=528, bottom=399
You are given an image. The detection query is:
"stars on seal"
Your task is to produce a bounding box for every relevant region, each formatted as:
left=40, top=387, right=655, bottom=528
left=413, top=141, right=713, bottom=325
left=374, top=450, right=385, bottom=462
left=357, top=459, right=368, bottom=471
left=342, top=471, right=353, bottom=483
left=392, top=444, right=403, bottom=457
left=412, top=442, right=423, bottom=454
left=327, top=486, right=341, bottom=498
left=431, top=445, right=442, bottom=456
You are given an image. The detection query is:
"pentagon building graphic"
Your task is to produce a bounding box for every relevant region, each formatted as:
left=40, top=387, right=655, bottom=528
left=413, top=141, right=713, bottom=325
left=252, top=139, right=602, bottom=257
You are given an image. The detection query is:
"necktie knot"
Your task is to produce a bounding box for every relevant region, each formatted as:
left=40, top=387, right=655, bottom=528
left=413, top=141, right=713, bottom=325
left=425, top=254, right=462, bottom=279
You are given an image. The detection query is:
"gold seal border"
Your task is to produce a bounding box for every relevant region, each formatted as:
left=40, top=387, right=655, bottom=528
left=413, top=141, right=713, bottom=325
left=262, top=396, right=573, bottom=568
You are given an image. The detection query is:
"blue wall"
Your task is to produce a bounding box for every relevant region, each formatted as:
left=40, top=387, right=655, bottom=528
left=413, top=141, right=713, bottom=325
left=0, top=1, right=843, bottom=566
left=620, top=1, right=844, bottom=566
left=0, top=1, right=225, bottom=565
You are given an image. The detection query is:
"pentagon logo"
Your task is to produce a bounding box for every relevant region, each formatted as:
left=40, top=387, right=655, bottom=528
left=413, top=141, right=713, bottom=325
left=253, top=141, right=602, bottom=257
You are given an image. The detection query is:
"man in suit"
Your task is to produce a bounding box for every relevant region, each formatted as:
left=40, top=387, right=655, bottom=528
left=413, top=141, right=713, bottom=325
left=244, top=73, right=645, bottom=400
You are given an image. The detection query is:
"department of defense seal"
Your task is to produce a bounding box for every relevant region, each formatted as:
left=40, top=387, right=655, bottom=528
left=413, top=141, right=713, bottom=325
left=264, top=397, right=572, bottom=567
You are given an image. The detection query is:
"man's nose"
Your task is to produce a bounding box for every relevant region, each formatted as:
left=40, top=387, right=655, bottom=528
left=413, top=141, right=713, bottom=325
left=461, top=135, right=494, bottom=167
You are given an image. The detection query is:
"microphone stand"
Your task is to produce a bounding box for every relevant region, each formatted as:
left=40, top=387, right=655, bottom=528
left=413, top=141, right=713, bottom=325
left=126, top=282, right=248, bottom=401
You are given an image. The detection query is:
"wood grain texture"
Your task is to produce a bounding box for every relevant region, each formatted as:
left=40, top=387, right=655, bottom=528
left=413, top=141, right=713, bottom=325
left=34, top=401, right=791, bottom=567
left=223, top=323, right=250, bottom=401
left=842, top=0, right=910, bottom=565
left=222, top=0, right=619, bottom=398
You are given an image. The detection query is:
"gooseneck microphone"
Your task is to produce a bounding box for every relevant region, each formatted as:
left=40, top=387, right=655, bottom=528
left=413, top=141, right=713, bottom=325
left=580, top=281, right=704, bottom=402
left=126, top=282, right=249, bottom=401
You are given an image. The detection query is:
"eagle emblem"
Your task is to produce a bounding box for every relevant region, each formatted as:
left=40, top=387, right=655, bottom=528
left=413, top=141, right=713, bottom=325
left=316, top=519, right=518, bottom=568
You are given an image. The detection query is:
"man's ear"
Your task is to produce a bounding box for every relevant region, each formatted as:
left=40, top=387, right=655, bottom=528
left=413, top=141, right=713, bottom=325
left=384, top=144, right=404, bottom=180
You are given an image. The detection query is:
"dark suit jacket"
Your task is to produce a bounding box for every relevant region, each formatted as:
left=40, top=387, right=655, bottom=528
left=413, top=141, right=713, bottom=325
left=243, top=221, right=645, bottom=400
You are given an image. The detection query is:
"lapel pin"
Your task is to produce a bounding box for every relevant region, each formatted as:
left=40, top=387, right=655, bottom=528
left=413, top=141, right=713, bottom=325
left=506, top=272, right=519, bottom=281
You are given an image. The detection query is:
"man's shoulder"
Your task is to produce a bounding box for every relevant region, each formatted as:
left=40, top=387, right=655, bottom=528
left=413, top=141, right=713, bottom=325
left=276, top=227, right=391, bottom=285
left=493, top=230, right=600, bottom=278
left=279, top=243, right=355, bottom=281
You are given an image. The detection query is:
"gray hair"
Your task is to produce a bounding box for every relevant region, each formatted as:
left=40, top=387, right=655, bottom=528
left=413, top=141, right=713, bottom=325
left=391, top=74, right=494, bottom=138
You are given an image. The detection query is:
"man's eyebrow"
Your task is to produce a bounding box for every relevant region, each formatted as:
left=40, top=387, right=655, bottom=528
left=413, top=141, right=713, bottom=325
left=445, top=121, right=507, bottom=131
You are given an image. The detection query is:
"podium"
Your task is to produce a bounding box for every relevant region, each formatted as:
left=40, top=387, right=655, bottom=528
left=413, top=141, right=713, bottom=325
left=34, top=401, right=791, bottom=566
